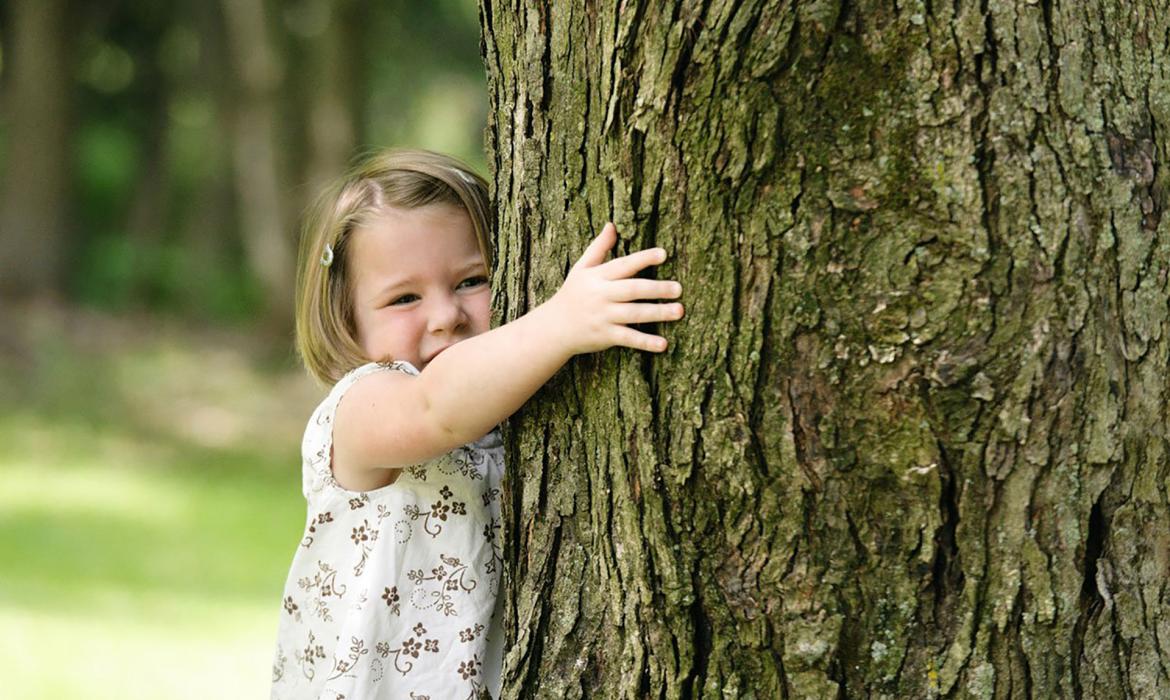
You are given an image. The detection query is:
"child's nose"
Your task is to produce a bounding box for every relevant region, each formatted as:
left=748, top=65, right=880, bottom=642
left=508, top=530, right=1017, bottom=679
left=427, top=295, right=467, bottom=334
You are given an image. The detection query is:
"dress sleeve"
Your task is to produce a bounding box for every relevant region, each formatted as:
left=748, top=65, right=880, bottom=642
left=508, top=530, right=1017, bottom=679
left=300, top=361, right=420, bottom=498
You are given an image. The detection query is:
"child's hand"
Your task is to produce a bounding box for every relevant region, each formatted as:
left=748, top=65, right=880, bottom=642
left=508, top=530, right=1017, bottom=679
left=547, top=222, right=684, bottom=355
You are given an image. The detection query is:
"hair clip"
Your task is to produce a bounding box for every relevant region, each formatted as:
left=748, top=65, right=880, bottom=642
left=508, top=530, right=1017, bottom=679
left=320, top=243, right=334, bottom=267
left=454, top=169, right=476, bottom=186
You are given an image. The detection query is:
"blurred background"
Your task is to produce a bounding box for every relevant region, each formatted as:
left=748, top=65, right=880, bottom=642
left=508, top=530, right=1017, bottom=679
left=0, top=0, right=486, bottom=696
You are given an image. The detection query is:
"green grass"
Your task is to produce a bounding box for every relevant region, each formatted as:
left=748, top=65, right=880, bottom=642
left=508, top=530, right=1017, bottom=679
left=0, top=307, right=317, bottom=699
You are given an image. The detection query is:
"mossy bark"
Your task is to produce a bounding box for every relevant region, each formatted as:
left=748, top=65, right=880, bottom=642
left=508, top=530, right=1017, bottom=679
left=480, top=1, right=1170, bottom=697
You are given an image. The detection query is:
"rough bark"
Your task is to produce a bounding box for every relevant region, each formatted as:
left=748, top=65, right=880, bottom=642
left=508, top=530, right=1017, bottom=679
left=481, top=1, right=1170, bottom=698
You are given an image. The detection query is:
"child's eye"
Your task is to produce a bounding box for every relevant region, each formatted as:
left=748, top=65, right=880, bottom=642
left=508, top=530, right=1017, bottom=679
left=388, top=294, right=420, bottom=306
left=457, top=276, right=488, bottom=290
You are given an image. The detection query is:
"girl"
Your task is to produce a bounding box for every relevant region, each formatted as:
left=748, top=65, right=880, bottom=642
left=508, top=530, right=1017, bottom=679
left=270, top=149, right=684, bottom=699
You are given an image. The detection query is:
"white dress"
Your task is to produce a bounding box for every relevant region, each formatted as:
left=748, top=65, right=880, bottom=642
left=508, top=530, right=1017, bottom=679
left=270, top=361, right=504, bottom=700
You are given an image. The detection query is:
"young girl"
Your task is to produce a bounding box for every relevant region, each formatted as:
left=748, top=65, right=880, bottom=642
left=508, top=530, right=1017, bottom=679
left=270, top=149, right=684, bottom=699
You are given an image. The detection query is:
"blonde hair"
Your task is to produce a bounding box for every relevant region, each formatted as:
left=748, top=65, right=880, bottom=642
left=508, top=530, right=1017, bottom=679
left=295, top=149, right=492, bottom=385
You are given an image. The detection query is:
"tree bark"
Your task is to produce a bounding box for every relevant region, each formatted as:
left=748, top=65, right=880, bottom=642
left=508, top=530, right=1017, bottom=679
left=481, top=1, right=1170, bottom=698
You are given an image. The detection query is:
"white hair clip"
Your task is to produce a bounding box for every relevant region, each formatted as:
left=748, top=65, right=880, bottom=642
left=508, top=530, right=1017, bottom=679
left=454, top=168, right=476, bottom=186
left=320, top=243, right=335, bottom=267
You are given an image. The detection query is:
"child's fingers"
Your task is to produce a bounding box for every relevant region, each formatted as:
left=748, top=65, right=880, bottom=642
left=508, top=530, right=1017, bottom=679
left=609, top=278, right=682, bottom=301
left=598, top=246, right=667, bottom=280
left=572, top=222, right=617, bottom=270
left=612, top=326, right=669, bottom=353
left=611, top=302, right=685, bottom=325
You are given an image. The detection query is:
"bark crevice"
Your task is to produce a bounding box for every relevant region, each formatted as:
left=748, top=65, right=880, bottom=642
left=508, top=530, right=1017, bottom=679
left=683, top=576, right=713, bottom=700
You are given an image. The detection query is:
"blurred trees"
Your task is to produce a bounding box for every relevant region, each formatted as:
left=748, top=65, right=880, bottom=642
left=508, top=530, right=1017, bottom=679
left=0, top=0, right=486, bottom=328
left=0, top=0, right=73, bottom=297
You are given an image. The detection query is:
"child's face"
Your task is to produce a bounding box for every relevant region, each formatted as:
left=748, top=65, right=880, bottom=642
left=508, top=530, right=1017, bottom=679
left=348, top=203, right=490, bottom=370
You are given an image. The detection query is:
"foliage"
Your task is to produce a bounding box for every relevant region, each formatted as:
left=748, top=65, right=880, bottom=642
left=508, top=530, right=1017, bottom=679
left=0, top=0, right=488, bottom=321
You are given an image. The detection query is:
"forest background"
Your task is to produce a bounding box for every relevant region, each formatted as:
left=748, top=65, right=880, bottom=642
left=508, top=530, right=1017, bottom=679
left=0, top=1, right=486, bottom=697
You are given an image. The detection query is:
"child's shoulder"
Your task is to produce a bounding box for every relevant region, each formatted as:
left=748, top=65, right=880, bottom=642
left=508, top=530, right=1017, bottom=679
left=302, top=362, right=419, bottom=448
left=335, top=360, right=419, bottom=392
left=316, top=361, right=421, bottom=433
left=329, top=360, right=454, bottom=477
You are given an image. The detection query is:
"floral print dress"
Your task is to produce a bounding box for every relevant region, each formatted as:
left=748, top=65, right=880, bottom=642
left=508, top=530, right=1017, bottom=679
left=271, top=361, right=503, bottom=700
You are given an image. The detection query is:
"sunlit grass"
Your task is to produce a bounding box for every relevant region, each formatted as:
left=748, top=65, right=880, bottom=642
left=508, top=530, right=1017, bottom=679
left=1, top=598, right=277, bottom=698
left=0, top=307, right=318, bottom=699
left=0, top=414, right=307, bottom=698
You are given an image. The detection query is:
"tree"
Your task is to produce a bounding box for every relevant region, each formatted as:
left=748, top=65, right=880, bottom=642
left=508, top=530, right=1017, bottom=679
left=0, top=0, right=74, bottom=297
left=220, top=0, right=295, bottom=326
left=481, top=1, right=1169, bottom=697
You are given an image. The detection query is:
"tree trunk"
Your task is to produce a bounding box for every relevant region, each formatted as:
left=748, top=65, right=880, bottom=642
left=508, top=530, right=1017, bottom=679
left=481, top=1, right=1169, bottom=698
left=295, top=0, right=362, bottom=197
left=176, top=0, right=237, bottom=309
left=220, top=0, right=294, bottom=327
left=0, top=0, right=73, bottom=298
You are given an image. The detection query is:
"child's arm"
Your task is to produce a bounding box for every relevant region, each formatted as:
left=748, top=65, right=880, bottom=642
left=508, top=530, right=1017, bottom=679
left=332, top=222, right=683, bottom=484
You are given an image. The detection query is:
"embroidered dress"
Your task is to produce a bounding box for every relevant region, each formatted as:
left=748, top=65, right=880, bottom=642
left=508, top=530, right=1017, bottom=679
left=271, top=361, right=504, bottom=700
